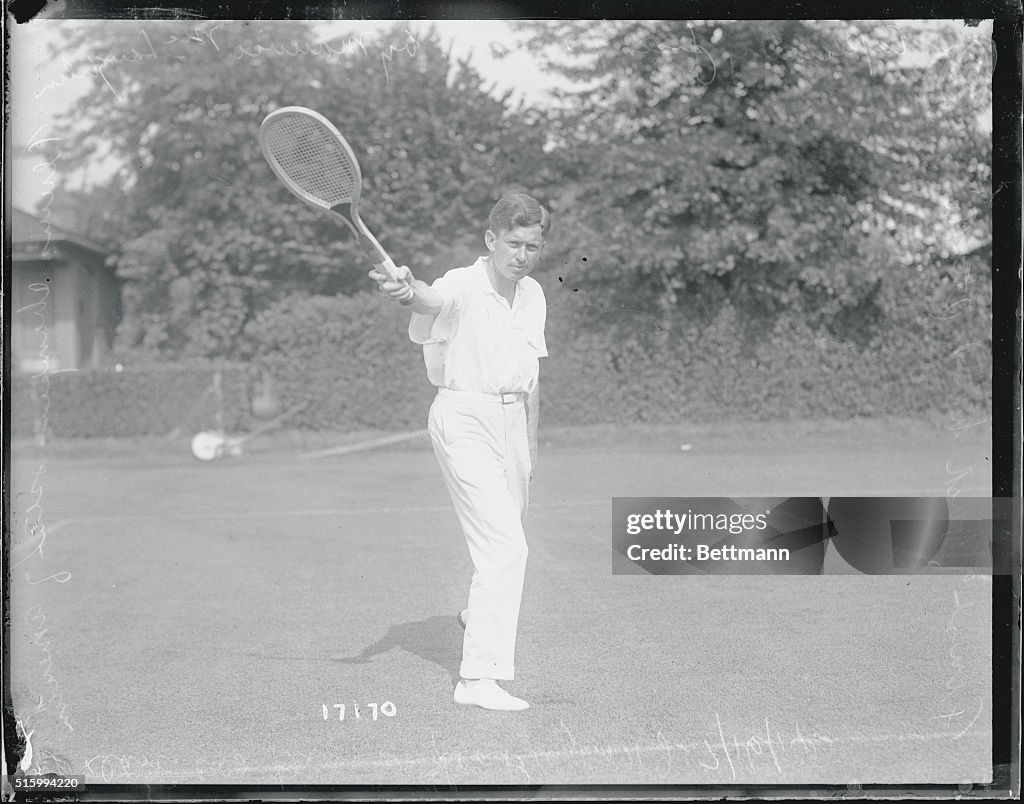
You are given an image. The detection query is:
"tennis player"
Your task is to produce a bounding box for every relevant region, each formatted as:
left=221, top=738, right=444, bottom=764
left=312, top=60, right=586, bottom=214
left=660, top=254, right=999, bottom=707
left=369, top=193, right=549, bottom=711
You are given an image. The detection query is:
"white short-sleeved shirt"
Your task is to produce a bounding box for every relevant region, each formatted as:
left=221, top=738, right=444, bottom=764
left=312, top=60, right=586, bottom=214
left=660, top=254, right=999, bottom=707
left=408, top=257, right=548, bottom=395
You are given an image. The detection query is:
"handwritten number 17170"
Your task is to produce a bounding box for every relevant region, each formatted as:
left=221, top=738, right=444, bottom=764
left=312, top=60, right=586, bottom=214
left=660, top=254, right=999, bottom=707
left=322, top=702, right=396, bottom=721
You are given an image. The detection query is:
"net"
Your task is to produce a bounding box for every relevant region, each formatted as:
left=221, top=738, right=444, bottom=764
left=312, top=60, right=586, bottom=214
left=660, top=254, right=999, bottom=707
left=262, top=112, right=360, bottom=206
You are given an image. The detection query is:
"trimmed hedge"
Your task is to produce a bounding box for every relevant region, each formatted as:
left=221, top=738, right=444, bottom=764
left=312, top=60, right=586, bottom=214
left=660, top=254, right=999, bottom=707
left=538, top=257, right=992, bottom=425
left=242, top=292, right=436, bottom=432
left=541, top=300, right=991, bottom=426
left=11, top=265, right=992, bottom=439
left=10, top=363, right=251, bottom=441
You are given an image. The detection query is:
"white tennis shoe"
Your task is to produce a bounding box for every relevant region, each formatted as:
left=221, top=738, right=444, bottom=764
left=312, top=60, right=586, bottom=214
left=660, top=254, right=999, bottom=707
left=454, top=679, right=529, bottom=711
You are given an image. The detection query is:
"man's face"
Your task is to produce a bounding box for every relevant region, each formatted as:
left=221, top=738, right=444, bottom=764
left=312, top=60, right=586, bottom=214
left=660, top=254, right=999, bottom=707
left=486, top=224, right=545, bottom=283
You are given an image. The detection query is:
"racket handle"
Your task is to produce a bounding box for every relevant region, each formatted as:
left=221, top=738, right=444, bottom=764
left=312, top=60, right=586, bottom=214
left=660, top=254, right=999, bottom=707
left=376, top=255, right=414, bottom=307
left=349, top=214, right=413, bottom=307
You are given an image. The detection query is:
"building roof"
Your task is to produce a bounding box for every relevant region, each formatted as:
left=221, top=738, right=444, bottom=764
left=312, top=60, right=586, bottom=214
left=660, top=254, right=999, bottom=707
left=11, top=206, right=108, bottom=257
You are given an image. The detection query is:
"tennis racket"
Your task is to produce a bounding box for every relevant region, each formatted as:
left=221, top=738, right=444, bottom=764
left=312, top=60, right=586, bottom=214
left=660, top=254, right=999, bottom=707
left=258, top=106, right=411, bottom=304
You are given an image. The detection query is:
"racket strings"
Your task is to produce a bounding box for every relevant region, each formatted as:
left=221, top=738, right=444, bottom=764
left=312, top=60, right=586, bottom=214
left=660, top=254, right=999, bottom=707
left=263, top=114, right=359, bottom=206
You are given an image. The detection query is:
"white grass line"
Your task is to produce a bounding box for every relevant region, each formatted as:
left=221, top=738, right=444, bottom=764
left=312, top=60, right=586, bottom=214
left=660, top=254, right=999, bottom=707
left=31, top=490, right=998, bottom=528
left=34, top=500, right=611, bottom=526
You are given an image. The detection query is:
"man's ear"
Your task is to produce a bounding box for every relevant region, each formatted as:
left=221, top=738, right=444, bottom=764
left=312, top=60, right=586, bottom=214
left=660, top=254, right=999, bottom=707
left=484, top=229, right=496, bottom=252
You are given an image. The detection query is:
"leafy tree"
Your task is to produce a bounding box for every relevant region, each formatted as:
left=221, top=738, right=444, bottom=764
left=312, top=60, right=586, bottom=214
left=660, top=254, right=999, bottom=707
left=46, top=20, right=549, bottom=357
left=515, top=20, right=991, bottom=342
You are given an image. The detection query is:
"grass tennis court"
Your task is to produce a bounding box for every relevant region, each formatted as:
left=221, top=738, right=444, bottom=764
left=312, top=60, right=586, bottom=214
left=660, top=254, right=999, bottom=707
left=8, top=417, right=993, bottom=786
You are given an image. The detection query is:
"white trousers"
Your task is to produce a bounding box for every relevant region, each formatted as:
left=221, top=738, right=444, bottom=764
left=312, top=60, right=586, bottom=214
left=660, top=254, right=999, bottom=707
left=428, top=388, right=531, bottom=681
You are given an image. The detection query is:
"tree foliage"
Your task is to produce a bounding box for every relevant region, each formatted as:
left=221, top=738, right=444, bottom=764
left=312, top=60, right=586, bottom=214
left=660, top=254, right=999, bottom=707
left=516, top=20, right=991, bottom=340
left=47, top=21, right=549, bottom=357
left=43, top=20, right=991, bottom=358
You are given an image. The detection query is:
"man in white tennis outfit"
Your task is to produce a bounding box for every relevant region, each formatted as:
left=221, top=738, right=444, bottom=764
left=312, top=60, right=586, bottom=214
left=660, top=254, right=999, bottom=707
left=369, top=193, right=548, bottom=711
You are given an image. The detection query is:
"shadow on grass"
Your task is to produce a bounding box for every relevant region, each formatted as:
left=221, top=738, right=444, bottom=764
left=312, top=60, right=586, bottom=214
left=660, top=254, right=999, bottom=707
left=335, top=615, right=462, bottom=682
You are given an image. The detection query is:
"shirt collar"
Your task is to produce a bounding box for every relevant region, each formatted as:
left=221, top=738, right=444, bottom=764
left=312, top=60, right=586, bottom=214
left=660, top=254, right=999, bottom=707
left=474, top=256, right=524, bottom=304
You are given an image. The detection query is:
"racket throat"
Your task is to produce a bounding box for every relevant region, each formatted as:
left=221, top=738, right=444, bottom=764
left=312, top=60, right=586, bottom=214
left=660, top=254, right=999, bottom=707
left=333, top=202, right=389, bottom=267
left=331, top=201, right=356, bottom=219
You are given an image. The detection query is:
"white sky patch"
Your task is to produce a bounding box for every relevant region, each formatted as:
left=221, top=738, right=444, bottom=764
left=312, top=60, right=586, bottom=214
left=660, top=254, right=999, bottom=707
left=8, top=19, right=993, bottom=212
left=316, top=19, right=565, bottom=108
left=8, top=19, right=567, bottom=208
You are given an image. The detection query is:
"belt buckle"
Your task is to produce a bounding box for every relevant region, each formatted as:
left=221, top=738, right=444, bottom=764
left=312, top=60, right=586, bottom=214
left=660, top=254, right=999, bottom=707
left=500, top=392, right=519, bottom=405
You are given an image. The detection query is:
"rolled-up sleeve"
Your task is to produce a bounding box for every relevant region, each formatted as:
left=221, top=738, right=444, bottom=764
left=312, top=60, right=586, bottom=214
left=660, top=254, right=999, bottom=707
left=409, top=275, right=458, bottom=345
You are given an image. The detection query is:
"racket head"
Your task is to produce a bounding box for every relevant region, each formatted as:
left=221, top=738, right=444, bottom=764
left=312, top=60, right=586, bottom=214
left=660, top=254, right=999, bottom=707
left=258, top=107, right=406, bottom=288
left=259, top=106, right=364, bottom=212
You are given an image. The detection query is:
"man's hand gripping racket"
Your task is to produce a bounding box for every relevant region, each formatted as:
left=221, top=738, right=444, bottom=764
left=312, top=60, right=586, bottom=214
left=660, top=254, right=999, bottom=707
left=258, top=106, right=414, bottom=304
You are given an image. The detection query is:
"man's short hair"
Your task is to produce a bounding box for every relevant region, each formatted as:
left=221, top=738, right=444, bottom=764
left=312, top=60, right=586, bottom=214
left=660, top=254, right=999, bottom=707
left=488, top=193, right=550, bottom=238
